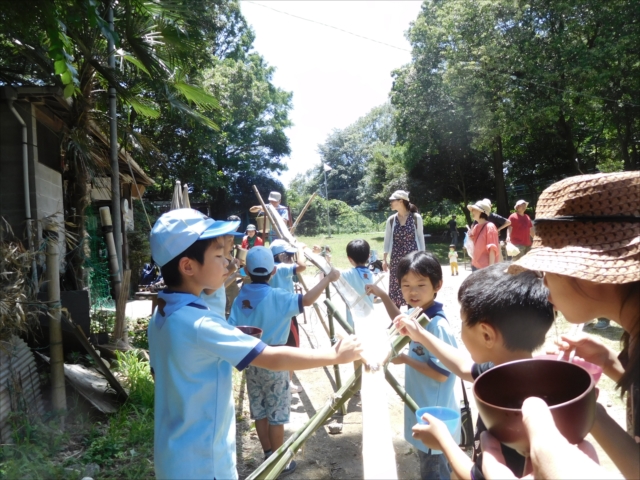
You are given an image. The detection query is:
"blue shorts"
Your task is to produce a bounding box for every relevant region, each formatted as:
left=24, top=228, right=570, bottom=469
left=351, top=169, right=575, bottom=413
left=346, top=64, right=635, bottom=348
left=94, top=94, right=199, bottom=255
left=246, top=366, right=290, bottom=425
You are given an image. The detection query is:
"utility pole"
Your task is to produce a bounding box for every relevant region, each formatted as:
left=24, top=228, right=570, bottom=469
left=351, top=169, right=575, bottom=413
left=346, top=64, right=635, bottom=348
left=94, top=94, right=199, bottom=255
left=323, top=164, right=332, bottom=238
left=108, top=4, right=123, bottom=276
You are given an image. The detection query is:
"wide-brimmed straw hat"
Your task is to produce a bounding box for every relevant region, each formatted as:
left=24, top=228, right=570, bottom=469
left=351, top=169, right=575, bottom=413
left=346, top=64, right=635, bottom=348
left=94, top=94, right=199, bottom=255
left=508, top=172, right=640, bottom=284
left=467, top=199, right=492, bottom=216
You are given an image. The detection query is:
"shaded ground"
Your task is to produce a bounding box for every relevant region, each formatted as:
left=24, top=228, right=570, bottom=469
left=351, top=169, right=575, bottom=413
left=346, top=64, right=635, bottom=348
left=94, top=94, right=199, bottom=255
left=236, top=261, right=626, bottom=479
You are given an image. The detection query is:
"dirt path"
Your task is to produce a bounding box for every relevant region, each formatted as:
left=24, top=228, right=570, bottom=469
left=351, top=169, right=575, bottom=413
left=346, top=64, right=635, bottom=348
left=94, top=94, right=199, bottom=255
left=235, top=263, right=625, bottom=478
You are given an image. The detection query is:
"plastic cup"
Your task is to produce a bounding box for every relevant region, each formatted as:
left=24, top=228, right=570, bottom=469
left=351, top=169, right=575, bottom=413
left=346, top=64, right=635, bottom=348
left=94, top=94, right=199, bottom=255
left=534, top=354, right=603, bottom=384
left=415, top=407, right=461, bottom=437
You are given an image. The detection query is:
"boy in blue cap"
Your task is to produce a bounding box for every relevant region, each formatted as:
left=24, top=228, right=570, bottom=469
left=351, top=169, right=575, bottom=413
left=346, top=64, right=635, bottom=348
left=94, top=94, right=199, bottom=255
left=148, top=209, right=362, bottom=480
left=228, top=246, right=341, bottom=473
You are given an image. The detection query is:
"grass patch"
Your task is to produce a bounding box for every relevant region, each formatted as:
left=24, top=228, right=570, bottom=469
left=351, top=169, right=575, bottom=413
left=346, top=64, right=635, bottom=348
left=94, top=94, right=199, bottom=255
left=0, top=349, right=155, bottom=479
left=297, top=232, right=454, bottom=269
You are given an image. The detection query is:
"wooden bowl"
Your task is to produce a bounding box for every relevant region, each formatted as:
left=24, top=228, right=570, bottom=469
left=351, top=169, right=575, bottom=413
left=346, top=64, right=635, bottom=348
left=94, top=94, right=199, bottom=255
left=236, top=326, right=263, bottom=339
left=473, top=358, right=596, bottom=455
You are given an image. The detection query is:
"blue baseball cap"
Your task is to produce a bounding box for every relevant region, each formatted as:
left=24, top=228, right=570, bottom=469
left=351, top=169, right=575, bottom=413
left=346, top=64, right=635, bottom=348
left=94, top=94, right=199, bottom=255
left=150, top=209, right=240, bottom=266
left=246, top=246, right=275, bottom=275
left=270, top=239, right=297, bottom=256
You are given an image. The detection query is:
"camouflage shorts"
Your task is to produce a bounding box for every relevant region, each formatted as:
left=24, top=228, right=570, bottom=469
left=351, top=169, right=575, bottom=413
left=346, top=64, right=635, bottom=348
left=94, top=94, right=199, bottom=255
left=246, top=366, right=290, bottom=425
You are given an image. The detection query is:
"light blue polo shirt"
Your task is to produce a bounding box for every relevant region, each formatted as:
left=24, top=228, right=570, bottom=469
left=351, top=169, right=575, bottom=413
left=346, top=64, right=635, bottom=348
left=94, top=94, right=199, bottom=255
left=403, top=302, right=459, bottom=454
left=270, top=262, right=296, bottom=293
left=228, top=283, right=303, bottom=346
left=200, top=287, right=226, bottom=317
left=340, top=266, right=374, bottom=329
left=148, top=290, right=266, bottom=480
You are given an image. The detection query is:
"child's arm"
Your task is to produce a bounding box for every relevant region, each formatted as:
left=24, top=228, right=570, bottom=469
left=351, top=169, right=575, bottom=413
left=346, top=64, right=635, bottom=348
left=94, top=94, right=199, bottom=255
left=302, top=268, right=339, bottom=306
left=590, top=403, right=640, bottom=479
left=365, top=284, right=400, bottom=319
left=252, top=335, right=362, bottom=370
left=394, top=314, right=474, bottom=382
left=295, top=246, right=307, bottom=273
left=412, top=413, right=474, bottom=480
left=391, top=353, right=447, bottom=382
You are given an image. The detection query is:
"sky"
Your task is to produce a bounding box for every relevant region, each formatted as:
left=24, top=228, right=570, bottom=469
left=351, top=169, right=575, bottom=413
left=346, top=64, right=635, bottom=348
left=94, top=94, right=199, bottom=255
left=239, top=1, right=423, bottom=187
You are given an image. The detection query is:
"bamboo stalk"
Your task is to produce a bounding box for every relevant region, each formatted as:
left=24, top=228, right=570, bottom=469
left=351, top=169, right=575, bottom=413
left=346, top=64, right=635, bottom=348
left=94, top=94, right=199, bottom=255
left=45, top=226, right=66, bottom=418
left=326, top=286, right=346, bottom=415
left=247, top=367, right=363, bottom=480
left=297, top=275, right=330, bottom=336
left=290, top=192, right=317, bottom=234
left=384, top=367, right=418, bottom=413
left=324, top=299, right=354, bottom=335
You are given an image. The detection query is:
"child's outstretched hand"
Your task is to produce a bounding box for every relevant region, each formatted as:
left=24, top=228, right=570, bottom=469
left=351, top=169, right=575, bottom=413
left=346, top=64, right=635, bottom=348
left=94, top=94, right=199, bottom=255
left=365, top=283, right=384, bottom=297
left=412, top=412, right=450, bottom=452
left=333, top=335, right=363, bottom=363
left=393, top=314, right=425, bottom=341
left=327, top=268, right=341, bottom=282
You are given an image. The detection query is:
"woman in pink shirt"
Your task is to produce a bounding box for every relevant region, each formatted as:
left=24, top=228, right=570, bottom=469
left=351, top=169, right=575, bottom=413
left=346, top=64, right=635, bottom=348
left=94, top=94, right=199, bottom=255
left=467, top=200, right=500, bottom=271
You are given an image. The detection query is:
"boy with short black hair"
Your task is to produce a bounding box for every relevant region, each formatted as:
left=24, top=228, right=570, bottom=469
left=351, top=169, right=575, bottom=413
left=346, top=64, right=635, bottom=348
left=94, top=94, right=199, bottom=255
left=229, top=246, right=342, bottom=474
left=341, top=239, right=374, bottom=329
left=147, top=209, right=361, bottom=480
left=393, top=263, right=554, bottom=480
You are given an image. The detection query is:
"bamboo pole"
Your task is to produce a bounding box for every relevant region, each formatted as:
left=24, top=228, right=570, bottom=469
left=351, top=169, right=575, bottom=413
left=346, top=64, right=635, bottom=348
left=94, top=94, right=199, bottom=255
left=99, top=206, right=122, bottom=301
left=45, top=226, right=66, bottom=418
left=290, top=192, right=317, bottom=234
left=247, top=367, right=363, bottom=480
left=324, top=299, right=354, bottom=335
left=297, top=275, right=330, bottom=336
left=325, top=286, right=346, bottom=415
left=384, top=367, right=419, bottom=413
left=113, top=269, right=131, bottom=344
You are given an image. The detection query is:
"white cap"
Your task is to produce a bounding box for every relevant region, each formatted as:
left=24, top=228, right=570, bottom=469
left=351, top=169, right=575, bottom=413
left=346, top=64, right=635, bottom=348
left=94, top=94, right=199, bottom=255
left=389, top=190, right=410, bottom=202
left=246, top=224, right=257, bottom=231
left=268, top=191, right=281, bottom=202
left=150, top=209, right=240, bottom=266
left=515, top=199, right=529, bottom=209
left=467, top=199, right=492, bottom=216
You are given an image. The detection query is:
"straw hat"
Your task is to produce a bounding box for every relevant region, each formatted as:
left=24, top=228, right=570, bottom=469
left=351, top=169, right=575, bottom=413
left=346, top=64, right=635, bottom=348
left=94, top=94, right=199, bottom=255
left=508, top=172, right=640, bottom=284
left=467, top=199, right=492, bottom=216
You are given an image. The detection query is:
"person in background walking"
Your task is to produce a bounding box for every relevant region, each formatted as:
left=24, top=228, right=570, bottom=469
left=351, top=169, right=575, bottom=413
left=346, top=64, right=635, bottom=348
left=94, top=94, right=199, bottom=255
left=448, top=245, right=459, bottom=276
left=506, top=200, right=534, bottom=260
left=383, top=190, right=425, bottom=308
left=467, top=200, right=500, bottom=271
left=448, top=215, right=459, bottom=247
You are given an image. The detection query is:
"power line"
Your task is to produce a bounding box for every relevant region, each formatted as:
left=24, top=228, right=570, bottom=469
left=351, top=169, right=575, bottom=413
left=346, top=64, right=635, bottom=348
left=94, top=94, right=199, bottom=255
left=243, top=1, right=412, bottom=52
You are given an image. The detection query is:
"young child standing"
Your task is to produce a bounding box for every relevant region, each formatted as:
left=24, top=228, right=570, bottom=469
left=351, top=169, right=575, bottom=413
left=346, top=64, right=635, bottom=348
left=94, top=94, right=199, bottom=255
left=228, top=246, right=341, bottom=474
left=270, top=239, right=307, bottom=392
left=340, top=239, right=375, bottom=330
left=394, top=263, right=554, bottom=480
left=448, top=245, right=459, bottom=276
left=147, top=209, right=362, bottom=480
left=366, top=251, right=457, bottom=480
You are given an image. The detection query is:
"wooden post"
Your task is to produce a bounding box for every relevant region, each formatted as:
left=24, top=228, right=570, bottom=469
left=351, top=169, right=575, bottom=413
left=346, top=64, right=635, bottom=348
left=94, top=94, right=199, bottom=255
left=325, top=286, right=346, bottom=415
left=45, top=226, right=66, bottom=418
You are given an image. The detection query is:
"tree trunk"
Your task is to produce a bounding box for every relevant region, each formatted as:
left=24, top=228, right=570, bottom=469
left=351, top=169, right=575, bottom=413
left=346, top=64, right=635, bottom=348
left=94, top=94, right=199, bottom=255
left=491, top=136, right=509, bottom=217
left=556, top=112, right=580, bottom=173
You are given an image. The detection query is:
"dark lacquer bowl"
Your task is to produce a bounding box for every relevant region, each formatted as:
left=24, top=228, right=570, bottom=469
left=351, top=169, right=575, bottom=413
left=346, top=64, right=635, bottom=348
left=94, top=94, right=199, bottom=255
left=473, top=358, right=596, bottom=455
left=236, top=326, right=263, bottom=339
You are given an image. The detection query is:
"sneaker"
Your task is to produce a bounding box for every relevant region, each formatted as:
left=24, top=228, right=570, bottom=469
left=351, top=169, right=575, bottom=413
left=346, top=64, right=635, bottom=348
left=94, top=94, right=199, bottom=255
left=281, top=460, right=297, bottom=477
left=594, top=319, right=610, bottom=330
left=289, top=382, right=303, bottom=393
